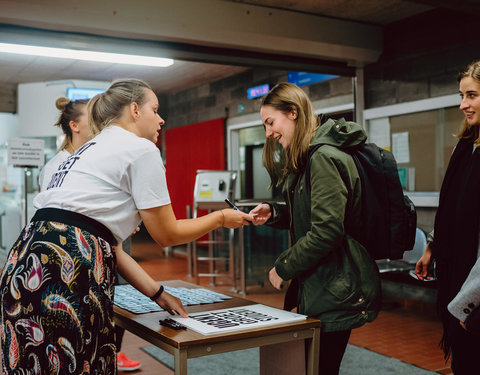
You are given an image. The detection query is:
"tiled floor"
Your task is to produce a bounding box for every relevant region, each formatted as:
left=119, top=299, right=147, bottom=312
left=118, top=240, right=453, bottom=375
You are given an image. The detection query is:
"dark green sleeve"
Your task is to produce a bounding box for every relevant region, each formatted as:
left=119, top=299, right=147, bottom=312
left=266, top=202, right=290, bottom=230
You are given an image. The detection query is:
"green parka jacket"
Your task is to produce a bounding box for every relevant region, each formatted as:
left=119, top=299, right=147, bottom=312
left=269, top=118, right=381, bottom=332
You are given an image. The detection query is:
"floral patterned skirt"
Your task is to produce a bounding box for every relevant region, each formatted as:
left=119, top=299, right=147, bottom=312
left=0, top=214, right=117, bottom=374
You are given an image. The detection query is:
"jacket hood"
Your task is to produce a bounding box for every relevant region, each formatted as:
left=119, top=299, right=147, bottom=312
left=311, top=117, right=367, bottom=150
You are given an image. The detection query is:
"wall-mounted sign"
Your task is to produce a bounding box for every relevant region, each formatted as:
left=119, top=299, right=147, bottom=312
left=392, top=131, right=410, bottom=164
left=67, top=87, right=106, bottom=101
left=288, top=72, right=338, bottom=87
left=8, top=138, right=45, bottom=167
left=247, top=84, right=270, bottom=99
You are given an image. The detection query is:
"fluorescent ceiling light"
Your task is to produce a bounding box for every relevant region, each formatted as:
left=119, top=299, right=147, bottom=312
left=0, top=42, right=174, bottom=67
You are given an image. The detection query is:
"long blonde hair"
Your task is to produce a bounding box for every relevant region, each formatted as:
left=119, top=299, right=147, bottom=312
left=261, top=82, right=319, bottom=185
left=457, top=61, right=480, bottom=144
left=87, top=78, right=152, bottom=134
left=54, top=97, right=88, bottom=152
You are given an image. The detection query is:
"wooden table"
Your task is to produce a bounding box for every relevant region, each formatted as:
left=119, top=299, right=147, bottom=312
left=114, top=280, right=321, bottom=375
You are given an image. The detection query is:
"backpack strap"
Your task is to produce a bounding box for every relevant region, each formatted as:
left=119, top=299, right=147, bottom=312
left=305, top=143, right=323, bottom=191
left=304, top=142, right=363, bottom=274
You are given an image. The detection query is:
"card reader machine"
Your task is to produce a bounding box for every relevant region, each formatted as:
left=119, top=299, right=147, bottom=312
left=193, top=170, right=236, bottom=211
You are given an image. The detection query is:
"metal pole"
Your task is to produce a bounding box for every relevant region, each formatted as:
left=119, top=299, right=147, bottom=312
left=23, top=168, right=28, bottom=226
left=186, top=205, right=193, bottom=278
left=353, top=66, right=365, bottom=127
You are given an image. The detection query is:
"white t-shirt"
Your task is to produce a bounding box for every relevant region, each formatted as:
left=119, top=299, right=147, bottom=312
left=38, top=149, right=70, bottom=191
left=34, top=126, right=171, bottom=242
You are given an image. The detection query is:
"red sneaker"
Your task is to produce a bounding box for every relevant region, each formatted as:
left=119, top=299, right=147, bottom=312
left=117, top=352, right=142, bottom=372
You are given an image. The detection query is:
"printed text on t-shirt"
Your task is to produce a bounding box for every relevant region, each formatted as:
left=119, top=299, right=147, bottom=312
left=46, top=142, right=96, bottom=190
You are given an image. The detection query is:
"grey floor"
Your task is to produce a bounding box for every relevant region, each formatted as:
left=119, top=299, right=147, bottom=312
left=142, top=344, right=440, bottom=375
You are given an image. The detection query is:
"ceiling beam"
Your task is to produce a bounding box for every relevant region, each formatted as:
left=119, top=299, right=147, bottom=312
left=0, top=0, right=382, bottom=67
left=409, top=0, right=480, bottom=15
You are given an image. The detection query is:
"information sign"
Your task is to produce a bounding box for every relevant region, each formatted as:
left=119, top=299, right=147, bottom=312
left=247, top=84, right=270, bottom=99
left=7, top=138, right=45, bottom=167
left=288, top=72, right=338, bottom=87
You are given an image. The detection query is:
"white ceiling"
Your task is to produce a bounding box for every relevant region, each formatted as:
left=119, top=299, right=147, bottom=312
left=0, top=0, right=456, bottom=95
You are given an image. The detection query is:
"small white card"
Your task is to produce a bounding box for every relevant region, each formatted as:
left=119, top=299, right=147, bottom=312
left=170, top=304, right=307, bottom=335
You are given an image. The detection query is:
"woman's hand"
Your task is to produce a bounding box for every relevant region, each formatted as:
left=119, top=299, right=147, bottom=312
left=249, top=203, right=272, bottom=226
left=131, top=226, right=141, bottom=236
left=415, top=243, right=433, bottom=280
left=155, top=291, right=188, bottom=318
left=269, top=267, right=284, bottom=290
left=221, top=209, right=253, bottom=229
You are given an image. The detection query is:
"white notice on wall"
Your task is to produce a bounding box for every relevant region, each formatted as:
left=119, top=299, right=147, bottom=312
left=368, top=117, right=391, bottom=149
left=7, top=138, right=45, bottom=167
left=169, top=304, right=307, bottom=335
left=392, top=132, right=410, bottom=164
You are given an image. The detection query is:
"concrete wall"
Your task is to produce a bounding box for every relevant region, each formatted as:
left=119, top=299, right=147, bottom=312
left=17, top=80, right=109, bottom=137
left=0, top=84, right=16, bottom=113
left=0, top=113, right=18, bottom=144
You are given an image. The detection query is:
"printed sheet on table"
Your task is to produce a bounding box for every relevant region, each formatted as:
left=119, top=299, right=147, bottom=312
left=169, top=304, right=307, bottom=335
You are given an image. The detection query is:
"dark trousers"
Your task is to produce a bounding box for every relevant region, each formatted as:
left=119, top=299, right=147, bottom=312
left=450, top=320, right=479, bottom=375
left=317, top=329, right=351, bottom=375
left=114, top=237, right=131, bottom=352
left=115, top=325, right=125, bottom=351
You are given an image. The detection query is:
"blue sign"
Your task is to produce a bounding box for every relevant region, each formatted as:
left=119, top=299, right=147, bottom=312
left=288, top=72, right=338, bottom=87
left=67, top=87, right=106, bottom=101
left=247, top=84, right=270, bottom=99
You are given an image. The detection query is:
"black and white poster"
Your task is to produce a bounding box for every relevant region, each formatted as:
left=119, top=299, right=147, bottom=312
left=170, top=304, right=307, bottom=335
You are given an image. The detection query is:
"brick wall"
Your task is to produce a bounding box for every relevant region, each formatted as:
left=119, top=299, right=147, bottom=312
left=164, top=69, right=353, bottom=129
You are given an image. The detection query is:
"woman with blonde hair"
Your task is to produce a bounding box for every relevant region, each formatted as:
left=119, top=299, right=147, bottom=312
left=38, top=97, right=93, bottom=191
left=250, top=82, right=381, bottom=375
left=416, top=61, right=480, bottom=374
left=0, top=78, right=252, bottom=374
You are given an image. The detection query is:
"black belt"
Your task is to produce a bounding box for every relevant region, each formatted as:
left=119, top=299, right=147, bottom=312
left=32, top=208, right=117, bottom=246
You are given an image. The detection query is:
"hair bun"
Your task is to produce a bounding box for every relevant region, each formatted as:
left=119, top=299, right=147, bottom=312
left=55, top=97, right=70, bottom=111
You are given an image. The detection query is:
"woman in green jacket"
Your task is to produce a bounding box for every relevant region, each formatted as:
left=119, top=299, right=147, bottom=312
left=250, top=82, right=381, bottom=375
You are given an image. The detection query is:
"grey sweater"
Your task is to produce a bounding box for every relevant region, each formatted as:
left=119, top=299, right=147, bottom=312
left=448, top=256, right=480, bottom=322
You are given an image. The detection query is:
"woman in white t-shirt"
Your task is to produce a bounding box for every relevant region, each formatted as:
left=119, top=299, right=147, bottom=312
left=0, top=79, right=252, bottom=374
left=38, top=96, right=142, bottom=371
left=38, top=97, right=92, bottom=191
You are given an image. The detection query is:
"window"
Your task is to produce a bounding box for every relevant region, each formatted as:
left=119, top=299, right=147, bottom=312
left=365, top=95, right=463, bottom=193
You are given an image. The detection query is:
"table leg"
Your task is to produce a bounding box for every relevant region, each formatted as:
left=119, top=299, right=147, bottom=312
left=306, top=327, right=320, bottom=375
left=174, top=348, right=188, bottom=375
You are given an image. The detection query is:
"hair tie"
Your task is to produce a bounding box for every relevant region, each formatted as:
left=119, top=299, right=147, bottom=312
left=150, top=285, right=164, bottom=301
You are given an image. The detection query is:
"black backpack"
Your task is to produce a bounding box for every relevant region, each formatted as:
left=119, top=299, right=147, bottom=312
left=306, top=141, right=417, bottom=260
